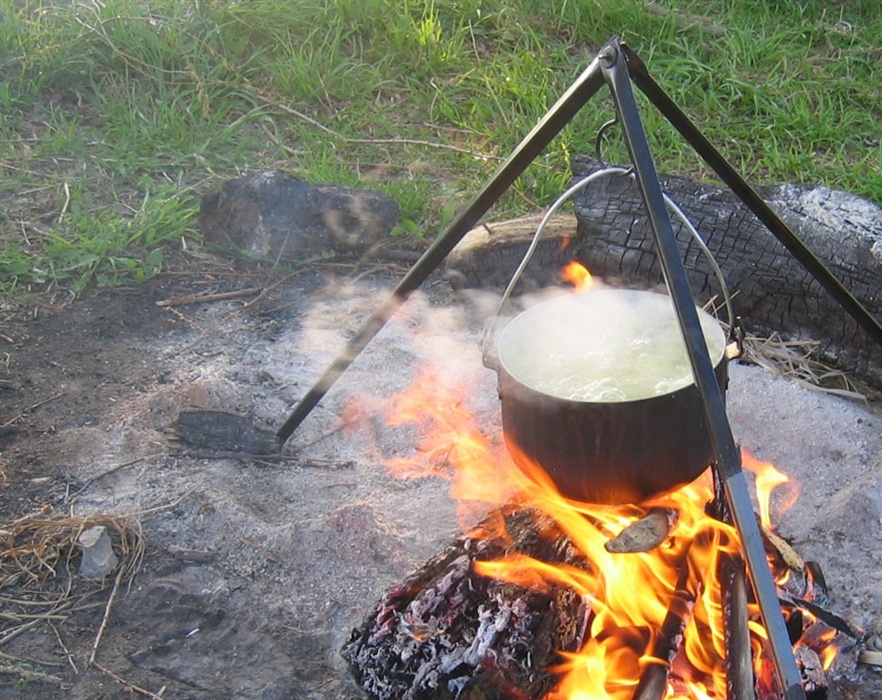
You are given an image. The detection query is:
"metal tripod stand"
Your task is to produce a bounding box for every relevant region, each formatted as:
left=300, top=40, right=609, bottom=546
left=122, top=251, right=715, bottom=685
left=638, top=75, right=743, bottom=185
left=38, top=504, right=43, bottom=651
left=278, top=37, right=882, bottom=699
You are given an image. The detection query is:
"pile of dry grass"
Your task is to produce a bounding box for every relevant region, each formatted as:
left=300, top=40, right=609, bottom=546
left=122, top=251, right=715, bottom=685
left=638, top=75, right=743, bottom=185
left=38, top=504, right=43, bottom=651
left=739, top=332, right=867, bottom=401
left=0, top=509, right=146, bottom=687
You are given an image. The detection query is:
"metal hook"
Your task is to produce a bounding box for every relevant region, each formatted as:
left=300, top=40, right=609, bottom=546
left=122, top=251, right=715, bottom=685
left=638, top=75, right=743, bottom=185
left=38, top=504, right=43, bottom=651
left=594, top=117, right=619, bottom=165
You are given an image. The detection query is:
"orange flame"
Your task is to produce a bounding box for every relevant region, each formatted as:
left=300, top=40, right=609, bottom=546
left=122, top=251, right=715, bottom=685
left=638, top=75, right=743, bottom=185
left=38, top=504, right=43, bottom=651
left=741, top=451, right=800, bottom=530
left=371, top=369, right=830, bottom=698
left=819, top=640, right=838, bottom=671
left=561, top=261, right=593, bottom=291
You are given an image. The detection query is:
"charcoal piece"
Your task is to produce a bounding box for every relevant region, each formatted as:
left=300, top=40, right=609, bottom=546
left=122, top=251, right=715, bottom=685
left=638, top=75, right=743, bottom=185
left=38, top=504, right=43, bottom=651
left=172, top=409, right=280, bottom=455
left=341, top=507, right=590, bottom=700
left=794, top=645, right=828, bottom=699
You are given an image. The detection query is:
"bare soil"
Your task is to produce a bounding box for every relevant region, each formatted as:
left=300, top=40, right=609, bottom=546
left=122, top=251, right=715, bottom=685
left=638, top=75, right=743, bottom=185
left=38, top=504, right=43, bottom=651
left=1, top=255, right=881, bottom=699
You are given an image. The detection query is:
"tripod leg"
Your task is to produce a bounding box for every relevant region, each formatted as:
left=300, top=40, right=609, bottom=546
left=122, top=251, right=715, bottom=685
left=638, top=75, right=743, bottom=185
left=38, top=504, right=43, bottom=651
left=621, top=42, right=882, bottom=351
left=276, top=57, right=606, bottom=443
left=600, top=39, right=806, bottom=700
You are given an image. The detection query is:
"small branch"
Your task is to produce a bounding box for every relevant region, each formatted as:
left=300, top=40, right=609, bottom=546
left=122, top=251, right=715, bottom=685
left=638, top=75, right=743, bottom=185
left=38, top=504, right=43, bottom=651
left=66, top=454, right=158, bottom=504
left=0, top=621, right=44, bottom=648
left=49, top=621, right=79, bottom=675
left=89, top=569, right=122, bottom=666
left=269, top=100, right=499, bottom=161
left=155, top=287, right=263, bottom=308
left=0, top=601, right=75, bottom=647
left=346, top=135, right=497, bottom=160
left=1, top=391, right=66, bottom=428
left=92, top=660, right=166, bottom=700
left=259, top=120, right=304, bottom=158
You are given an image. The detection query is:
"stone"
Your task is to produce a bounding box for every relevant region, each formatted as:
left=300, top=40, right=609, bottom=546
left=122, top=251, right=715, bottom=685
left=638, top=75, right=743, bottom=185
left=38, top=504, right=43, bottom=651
left=78, top=525, right=119, bottom=579
left=199, top=170, right=399, bottom=261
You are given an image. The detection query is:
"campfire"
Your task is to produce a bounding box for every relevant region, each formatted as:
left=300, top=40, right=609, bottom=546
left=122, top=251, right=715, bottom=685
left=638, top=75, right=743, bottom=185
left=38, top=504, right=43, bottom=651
left=341, top=270, right=851, bottom=700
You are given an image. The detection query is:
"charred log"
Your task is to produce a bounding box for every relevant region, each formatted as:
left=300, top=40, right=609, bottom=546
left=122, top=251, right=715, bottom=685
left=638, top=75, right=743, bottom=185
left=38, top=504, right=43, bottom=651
left=343, top=497, right=853, bottom=699
left=444, top=158, right=882, bottom=389
left=722, top=555, right=756, bottom=700
left=632, top=564, right=696, bottom=700
left=341, top=507, right=590, bottom=700
left=567, top=156, right=882, bottom=388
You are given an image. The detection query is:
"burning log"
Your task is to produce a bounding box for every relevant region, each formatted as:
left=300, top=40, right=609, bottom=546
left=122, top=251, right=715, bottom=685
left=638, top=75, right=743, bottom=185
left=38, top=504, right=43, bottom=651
left=341, top=507, right=590, bottom=700
left=721, top=555, right=756, bottom=700
left=631, top=564, right=696, bottom=700
left=345, top=373, right=853, bottom=699
left=343, top=495, right=856, bottom=699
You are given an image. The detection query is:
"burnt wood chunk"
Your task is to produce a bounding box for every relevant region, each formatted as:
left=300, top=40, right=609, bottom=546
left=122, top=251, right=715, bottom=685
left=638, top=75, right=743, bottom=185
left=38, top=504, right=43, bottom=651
left=172, top=409, right=280, bottom=455
left=605, top=507, right=679, bottom=554
left=341, top=507, right=590, bottom=700
left=344, top=496, right=848, bottom=698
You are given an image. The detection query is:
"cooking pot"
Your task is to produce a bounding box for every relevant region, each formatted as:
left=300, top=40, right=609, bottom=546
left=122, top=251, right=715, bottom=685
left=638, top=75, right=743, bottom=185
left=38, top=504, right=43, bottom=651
left=493, top=288, right=729, bottom=504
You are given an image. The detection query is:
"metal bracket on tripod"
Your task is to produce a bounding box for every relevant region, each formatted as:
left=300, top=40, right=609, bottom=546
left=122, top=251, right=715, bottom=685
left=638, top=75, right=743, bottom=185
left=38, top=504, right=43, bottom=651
left=277, top=36, right=882, bottom=699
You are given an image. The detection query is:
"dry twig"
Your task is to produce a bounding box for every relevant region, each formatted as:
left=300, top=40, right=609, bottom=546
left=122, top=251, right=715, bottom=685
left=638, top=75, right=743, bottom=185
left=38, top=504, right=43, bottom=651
left=155, top=287, right=263, bottom=308
left=92, top=660, right=167, bottom=700
left=1, top=391, right=67, bottom=428
left=89, top=569, right=122, bottom=665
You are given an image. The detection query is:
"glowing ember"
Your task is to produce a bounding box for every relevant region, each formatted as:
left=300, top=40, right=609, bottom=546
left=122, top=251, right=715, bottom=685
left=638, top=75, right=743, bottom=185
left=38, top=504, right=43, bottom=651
left=367, top=368, right=840, bottom=698
left=561, top=261, right=593, bottom=290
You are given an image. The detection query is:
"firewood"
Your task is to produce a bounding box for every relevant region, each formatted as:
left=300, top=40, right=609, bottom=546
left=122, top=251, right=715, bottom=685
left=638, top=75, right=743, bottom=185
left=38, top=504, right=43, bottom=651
left=722, top=555, right=756, bottom=700
left=760, top=523, right=805, bottom=573
left=632, top=564, right=696, bottom=700
left=794, top=646, right=827, bottom=698
left=341, top=507, right=591, bottom=700
left=604, top=507, right=679, bottom=554
left=343, top=491, right=844, bottom=699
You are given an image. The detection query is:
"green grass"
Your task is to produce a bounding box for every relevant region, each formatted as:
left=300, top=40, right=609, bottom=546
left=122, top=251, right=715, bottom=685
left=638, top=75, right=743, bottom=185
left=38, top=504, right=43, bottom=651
left=1, top=0, right=880, bottom=304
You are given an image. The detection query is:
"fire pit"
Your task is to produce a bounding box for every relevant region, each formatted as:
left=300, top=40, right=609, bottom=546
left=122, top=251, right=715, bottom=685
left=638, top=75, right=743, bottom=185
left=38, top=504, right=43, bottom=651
left=340, top=364, right=854, bottom=699
left=3, top=36, right=878, bottom=700
left=1, top=259, right=879, bottom=698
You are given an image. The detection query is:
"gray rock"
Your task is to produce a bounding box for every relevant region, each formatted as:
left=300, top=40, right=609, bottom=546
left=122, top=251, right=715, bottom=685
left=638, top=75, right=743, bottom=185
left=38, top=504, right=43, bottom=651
left=78, top=525, right=119, bottom=579
left=199, top=170, right=399, bottom=261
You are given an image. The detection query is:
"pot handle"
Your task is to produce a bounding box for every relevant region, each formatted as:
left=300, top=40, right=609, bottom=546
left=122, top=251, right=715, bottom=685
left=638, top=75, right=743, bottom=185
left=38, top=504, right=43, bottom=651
left=481, top=166, right=741, bottom=369
left=481, top=166, right=634, bottom=370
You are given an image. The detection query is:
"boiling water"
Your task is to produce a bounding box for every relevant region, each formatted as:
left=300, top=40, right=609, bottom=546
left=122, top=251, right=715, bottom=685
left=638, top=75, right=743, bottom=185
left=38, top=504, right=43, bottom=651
left=498, top=290, right=726, bottom=402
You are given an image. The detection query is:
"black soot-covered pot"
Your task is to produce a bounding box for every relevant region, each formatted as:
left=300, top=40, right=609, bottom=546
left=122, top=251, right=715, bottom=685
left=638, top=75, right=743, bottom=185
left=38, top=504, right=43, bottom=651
left=493, top=289, right=729, bottom=505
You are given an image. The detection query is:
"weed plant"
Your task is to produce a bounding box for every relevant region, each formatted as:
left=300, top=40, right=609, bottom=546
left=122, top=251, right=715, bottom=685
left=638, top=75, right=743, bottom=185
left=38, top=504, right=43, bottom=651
left=1, top=0, right=880, bottom=303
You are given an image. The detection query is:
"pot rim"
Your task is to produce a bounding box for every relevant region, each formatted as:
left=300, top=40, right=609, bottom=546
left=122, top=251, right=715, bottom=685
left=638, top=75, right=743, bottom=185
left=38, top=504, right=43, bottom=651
left=496, top=288, right=727, bottom=405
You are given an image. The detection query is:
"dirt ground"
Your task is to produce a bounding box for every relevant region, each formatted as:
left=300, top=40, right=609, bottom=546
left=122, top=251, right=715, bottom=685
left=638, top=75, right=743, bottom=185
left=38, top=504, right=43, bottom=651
left=1, top=254, right=881, bottom=699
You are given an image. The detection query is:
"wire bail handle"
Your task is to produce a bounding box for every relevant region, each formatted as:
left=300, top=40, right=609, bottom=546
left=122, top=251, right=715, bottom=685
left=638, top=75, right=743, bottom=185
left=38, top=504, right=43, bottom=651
left=481, top=166, right=740, bottom=370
